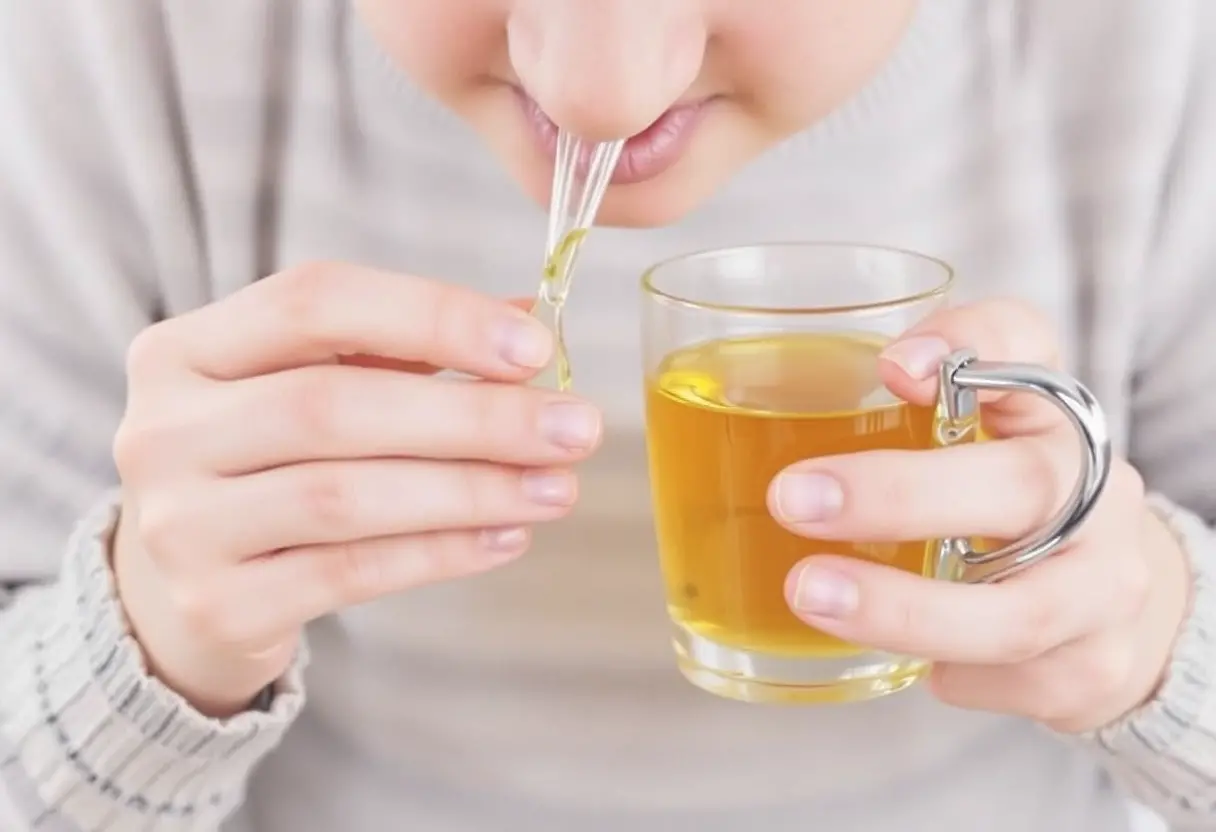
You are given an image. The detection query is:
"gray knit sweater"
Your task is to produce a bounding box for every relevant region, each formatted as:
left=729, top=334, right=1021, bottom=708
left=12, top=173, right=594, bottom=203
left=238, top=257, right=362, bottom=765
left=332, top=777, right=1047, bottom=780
left=1, top=1, right=1214, bottom=830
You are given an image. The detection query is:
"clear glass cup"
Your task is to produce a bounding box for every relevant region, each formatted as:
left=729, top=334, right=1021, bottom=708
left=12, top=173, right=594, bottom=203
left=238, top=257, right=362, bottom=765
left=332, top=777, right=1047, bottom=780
left=641, top=242, right=1111, bottom=705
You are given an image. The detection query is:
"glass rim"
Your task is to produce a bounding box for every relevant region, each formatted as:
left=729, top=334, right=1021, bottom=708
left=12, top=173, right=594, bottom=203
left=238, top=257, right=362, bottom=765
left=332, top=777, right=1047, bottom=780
left=639, top=240, right=955, bottom=316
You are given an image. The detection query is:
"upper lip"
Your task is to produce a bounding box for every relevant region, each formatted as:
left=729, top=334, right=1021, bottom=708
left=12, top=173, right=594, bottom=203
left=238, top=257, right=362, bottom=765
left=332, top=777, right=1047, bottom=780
left=513, top=87, right=711, bottom=138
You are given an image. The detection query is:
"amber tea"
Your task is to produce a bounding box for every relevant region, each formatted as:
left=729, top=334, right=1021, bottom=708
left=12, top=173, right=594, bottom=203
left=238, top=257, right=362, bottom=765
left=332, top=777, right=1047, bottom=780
left=645, top=332, right=938, bottom=659
left=641, top=242, right=1108, bottom=705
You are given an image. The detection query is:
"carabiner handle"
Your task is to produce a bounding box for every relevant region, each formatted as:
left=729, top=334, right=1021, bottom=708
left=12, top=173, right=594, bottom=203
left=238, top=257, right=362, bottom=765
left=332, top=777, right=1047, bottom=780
left=935, top=349, right=1113, bottom=584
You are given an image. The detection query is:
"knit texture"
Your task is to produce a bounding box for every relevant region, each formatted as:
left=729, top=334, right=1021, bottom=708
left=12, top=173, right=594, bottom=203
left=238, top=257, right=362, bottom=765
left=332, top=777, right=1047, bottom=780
left=0, top=498, right=304, bottom=830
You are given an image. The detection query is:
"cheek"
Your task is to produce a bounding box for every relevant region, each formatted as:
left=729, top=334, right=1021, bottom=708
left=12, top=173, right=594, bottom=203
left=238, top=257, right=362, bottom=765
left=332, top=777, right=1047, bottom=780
left=355, top=0, right=508, bottom=105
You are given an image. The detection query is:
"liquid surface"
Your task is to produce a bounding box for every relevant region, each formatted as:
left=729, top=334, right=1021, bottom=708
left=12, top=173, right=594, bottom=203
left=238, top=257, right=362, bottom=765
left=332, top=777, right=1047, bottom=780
left=645, top=333, right=940, bottom=658
left=531, top=228, right=586, bottom=391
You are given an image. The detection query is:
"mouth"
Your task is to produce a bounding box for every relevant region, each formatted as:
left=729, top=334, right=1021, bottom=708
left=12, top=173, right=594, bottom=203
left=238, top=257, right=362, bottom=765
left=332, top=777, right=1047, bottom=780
left=515, top=90, right=711, bottom=186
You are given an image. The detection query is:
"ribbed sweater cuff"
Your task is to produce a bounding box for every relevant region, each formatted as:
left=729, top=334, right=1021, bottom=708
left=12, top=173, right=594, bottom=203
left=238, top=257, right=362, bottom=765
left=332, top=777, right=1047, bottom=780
left=1080, top=493, right=1216, bottom=822
left=0, top=494, right=306, bottom=830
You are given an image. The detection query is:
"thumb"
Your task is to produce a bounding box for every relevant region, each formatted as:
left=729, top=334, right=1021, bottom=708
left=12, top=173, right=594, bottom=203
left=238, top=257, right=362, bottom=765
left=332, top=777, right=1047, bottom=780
left=877, top=298, right=1067, bottom=437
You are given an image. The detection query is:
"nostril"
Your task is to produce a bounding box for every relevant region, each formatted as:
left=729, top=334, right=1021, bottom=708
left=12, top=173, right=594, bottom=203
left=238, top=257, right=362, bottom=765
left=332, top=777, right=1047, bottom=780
left=506, top=6, right=706, bottom=142
left=515, top=77, right=675, bottom=142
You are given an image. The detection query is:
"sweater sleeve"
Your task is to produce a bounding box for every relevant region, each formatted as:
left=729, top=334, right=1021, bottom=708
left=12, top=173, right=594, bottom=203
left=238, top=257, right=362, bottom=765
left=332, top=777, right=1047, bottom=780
left=1073, top=4, right=1216, bottom=827
left=1083, top=497, right=1216, bottom=830
left=0, top=499, right=306, bottom=832
left=0, top=3, right=303, bottom=830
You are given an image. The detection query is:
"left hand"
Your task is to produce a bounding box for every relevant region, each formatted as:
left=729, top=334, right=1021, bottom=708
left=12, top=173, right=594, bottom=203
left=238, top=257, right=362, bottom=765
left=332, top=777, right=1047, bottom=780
left=769, top=299, right=1193, bottom=733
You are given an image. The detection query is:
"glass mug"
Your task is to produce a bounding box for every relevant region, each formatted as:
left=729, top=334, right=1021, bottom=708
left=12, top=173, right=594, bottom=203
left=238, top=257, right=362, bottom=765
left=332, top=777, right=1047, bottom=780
left=641, top=242, right=1112, bottom=705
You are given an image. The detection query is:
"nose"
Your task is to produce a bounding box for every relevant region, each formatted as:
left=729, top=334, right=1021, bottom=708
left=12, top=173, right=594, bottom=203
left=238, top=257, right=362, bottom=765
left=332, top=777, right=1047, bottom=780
left=508, top=0, right=706, bottom=141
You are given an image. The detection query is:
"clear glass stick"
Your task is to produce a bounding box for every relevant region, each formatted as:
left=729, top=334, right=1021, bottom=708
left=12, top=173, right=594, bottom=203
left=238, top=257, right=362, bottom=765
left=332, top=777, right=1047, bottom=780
left=531, top=131, right=624, bottom=391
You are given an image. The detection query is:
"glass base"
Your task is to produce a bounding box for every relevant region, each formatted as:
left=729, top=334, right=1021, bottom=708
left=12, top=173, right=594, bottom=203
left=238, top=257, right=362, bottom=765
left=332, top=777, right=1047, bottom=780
left=672, top=625, right=928, bottom=705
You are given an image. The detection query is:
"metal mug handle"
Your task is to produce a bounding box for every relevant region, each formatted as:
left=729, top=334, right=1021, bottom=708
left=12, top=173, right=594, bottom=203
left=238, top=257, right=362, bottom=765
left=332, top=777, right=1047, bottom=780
left=934, top=349, right=1114, bottom=584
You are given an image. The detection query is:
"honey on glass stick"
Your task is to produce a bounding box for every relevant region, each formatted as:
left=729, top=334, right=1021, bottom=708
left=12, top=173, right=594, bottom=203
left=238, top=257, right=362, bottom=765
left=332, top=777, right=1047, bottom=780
left=530, top=133, right=623, bottom=391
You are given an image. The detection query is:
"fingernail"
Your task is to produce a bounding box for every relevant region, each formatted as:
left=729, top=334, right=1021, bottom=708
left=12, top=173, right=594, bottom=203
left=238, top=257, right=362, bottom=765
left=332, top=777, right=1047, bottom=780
left=522, top=470, right=577, bottom=506
left=539, top=401, right=602, bottom=451
left=793, top=565, right=859, bottom=618
left=480, top=526, right=530, bottom=552
left=775, top=472, right=844, bottom=523
left=497, top=317, right=552, bottom=369
left=880, top=335, right=952, bottom=380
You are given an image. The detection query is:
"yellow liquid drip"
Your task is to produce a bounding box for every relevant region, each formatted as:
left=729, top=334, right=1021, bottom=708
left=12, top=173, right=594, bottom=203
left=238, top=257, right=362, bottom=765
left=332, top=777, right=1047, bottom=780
left=532, top=228, right=587, bottom=392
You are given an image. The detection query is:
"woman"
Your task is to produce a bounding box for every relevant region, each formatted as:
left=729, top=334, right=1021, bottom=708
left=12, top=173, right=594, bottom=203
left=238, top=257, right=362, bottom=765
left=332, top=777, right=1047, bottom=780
left=0, top=0, right=1211, bottom=829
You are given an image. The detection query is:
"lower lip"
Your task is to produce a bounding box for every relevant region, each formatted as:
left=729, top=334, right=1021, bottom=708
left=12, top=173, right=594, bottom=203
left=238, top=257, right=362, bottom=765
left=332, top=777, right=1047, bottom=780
left=517, top=92, right=708, bottom=186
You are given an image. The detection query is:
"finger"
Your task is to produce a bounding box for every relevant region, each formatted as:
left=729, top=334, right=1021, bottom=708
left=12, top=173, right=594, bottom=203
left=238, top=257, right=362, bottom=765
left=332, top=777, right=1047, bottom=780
left=338, top=298, right=537, bottom=376
left=927, top=630, right=1139, bottom=732
left=141, top=460, right=577, bottom=563
left=771, top=450, right=1143, bottom=564
left=768, top=436, right=1070, bottom=542
left=175, top=263, right=553, bottom=381
left=876, top=298, right=1067, bottom=437
left=187, top=527, right=532, bottom=647
left=783, top=542, right=1139, bottom=664
left=199, top=365, right=602, bottom=474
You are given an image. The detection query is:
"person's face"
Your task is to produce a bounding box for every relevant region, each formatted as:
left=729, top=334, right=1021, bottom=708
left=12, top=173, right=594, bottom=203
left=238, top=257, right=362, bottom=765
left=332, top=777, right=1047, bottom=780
left=356, top=0, right=917, bottom=227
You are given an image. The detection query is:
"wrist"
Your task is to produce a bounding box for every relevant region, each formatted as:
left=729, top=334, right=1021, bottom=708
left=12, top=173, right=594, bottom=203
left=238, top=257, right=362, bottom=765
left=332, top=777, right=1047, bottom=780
left=2, top=494, right=306, bottom=829
left=1139, top=501, right=1194, bottom=690
left=110, top=503, right=293, bottom=718
left=1104, top=499, right=1195, bottom=724
left=1074, top=493, right=1216, bottom=808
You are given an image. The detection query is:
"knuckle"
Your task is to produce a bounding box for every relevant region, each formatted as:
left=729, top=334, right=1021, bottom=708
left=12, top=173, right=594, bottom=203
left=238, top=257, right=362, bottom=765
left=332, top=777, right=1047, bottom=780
left=323, top=541, right=387, bottom=603
left=124, top=322, right=174, bottom=380
left=168, top=581, right=247, bottom=645
left=286, top=369, right=344, bottom=446
left=1034, top=643, right=1135, bottom=724
left=112, top=419, right=156, bottom=478
left=1114, top=461, right=1146, bottom=506
left=1081, top=642, right=1136, bottom=701
left=423, top=531, right=478, bottom=579
left=1001, top=597, right=1057, bottom=662
left=1020, top=439, right=1067, bottom=521
left=422, top=529, right=526, bottom=582
left=865, top=458, right=922, bottom=534
left=419, top=279, right=468, bottom=356
left=111, top=422, right=139, bottom=476
left=993, top=296, right=1054, bottom=336
left=1110, top=552, right=1152, bottom=618
left=166, top=582, right=209, bottom=628
left=397, top=531, right=470, bottom=587
left=272, top=262, right=344, bottom=349
left=974, top=297, right=1060, bottom=365
left=455, top=464, right=500, bottom=519
left=112, top=410, right=188, bottom=480
left=470, top=385, right=544, bottom=454
left=459, top=384, right=504, bottom=447
left=1090, top=463, right=1144, bottom=531
left=297, top=466, right=358, bottom=528
left=455, top=463, right=537, bottom=523
left=992, top=296, right=1050, bottom=329
left=133, top=498, right=188, bottom=563
left=883, top=593, right=930, bottom=646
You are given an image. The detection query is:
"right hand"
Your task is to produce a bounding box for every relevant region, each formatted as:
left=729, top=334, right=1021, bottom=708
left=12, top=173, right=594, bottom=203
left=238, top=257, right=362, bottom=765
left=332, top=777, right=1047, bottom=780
left=111, top=262, right=603, bottom=717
